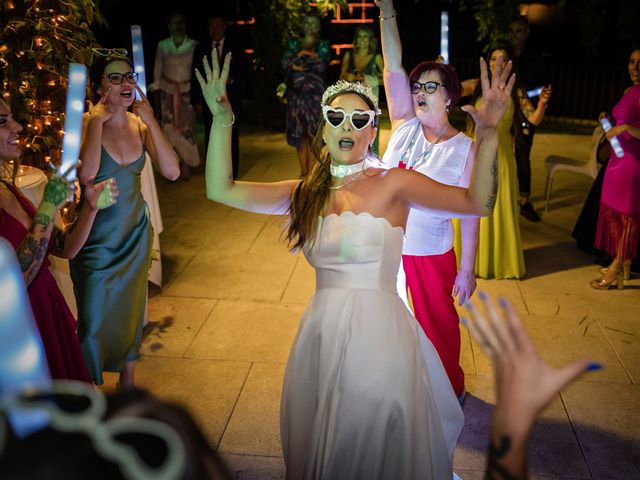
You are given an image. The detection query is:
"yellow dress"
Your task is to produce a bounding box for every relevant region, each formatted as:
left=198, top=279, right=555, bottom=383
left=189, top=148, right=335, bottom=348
left=454, top=98, right=525, bottom=279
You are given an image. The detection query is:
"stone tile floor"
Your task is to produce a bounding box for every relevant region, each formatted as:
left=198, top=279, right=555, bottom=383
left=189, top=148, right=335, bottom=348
left=101, top=126, right=639, bottom=479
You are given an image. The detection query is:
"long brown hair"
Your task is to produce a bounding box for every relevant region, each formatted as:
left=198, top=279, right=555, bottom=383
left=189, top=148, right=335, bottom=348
left=286, top=91, right=378, bottom=251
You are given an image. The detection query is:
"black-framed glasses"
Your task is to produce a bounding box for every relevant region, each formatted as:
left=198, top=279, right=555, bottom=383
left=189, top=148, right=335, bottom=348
left=0, top=381, right=186, bottom=480
left=322, top=106, right=376, bottom=130
left=410, top=81, right=447, bottom=95
left=103, top=72, right=139, bottom=85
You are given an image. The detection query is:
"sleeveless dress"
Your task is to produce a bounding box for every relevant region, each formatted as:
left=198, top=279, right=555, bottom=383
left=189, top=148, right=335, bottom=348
left=281, top=211, right=464, bottom=480
left=70, top=143, right=152, bottom=385
left=0, top=183, right=90, bottom=382
left=454, top=98, right=526, bottom=279
left=282, top=39, right=330, bottom=149
left=595, top=84, right=640, bottom=260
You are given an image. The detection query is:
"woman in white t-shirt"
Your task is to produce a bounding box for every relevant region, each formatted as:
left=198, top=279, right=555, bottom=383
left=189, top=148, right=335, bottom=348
left=376, top=0, right=480, bottom=402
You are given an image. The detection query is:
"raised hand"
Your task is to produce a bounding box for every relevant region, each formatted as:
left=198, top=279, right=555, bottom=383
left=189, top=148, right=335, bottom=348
left=539, top=85, right=552, bottom=107
left=463, top=294, right=597, bottom=433
left=87, top=86, right=115, bottom=123
left=42, top=176, right=73, bottom=210
left=462, top=57, right=515, bottom=130
left=83, top=177, right=119, bottom=210
left=195, top=50, right=233, bottom=122
left=132, top=85, right=155, bottom=124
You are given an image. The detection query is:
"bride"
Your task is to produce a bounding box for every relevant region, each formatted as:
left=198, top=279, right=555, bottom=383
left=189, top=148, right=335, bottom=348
left=197, top=50, right=514, bottom=479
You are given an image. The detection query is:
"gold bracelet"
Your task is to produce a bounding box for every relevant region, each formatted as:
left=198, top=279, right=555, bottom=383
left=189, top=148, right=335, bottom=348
left=379, top=10, right=397, bottom=21
left=215, top=112, right=235, bottom=128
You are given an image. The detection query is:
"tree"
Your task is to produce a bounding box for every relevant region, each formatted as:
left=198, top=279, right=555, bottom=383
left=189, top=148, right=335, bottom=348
left=0, top=0, right=105, bottom=169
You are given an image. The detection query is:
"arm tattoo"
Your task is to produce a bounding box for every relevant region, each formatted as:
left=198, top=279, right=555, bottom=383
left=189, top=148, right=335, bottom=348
left=17, top=212, right=53, bottom=284
left=485, top=435, right=520, bottom=480
left=485, top=158, right=498, bottom=210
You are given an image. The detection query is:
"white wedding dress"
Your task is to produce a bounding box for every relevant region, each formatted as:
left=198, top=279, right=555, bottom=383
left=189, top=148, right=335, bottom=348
left=281, top=211, right=464, bottom=480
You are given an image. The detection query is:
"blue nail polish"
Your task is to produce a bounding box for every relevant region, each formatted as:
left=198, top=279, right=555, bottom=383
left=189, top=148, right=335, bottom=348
left=460, top=317, right=468, bottom=326
left=498, top=297, right=508, bottom=308
left=478, top=291, right=487, bottom=300
left=463, top=301, right=473, bottom=310
left=586, top=362, right=603, bottom=371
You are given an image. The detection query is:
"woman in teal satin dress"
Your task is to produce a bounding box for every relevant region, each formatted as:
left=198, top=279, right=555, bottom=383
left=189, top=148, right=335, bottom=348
left=71, top=54, right=180, bottom=388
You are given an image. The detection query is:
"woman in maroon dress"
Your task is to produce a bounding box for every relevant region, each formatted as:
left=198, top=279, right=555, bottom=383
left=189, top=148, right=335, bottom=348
left=0, top=98, right=117, bottom=381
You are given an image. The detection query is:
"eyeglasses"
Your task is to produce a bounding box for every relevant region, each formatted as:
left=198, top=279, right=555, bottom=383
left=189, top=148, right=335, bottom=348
left=410, top=81, right=447, bottom=95
left=103, top=72, right=139, bottom=85
left=0, top=381, right=186, bottom=480
left=322, top=106, right=377, bottom=130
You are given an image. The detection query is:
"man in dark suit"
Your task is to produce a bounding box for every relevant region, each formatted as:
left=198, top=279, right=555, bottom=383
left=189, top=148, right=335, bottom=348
left=202, top=14, right=243, bottom=179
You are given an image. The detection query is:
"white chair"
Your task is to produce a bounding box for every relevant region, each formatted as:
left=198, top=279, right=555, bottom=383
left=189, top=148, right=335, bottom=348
left=544, top=125, right=605, bottom=212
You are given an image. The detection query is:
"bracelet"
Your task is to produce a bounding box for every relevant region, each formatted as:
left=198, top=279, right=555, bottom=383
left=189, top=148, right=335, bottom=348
left=379, top=10, right=397, bottom=21
left=215, top=112, right=235, bottom=128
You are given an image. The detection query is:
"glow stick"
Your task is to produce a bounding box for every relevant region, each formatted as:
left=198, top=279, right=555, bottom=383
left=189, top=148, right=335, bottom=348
left=0, top=238, right=51, bottom=437
left=131, top=25, right=147, bottom=98
left=58, top=63, right=87, bottom=182
left=440, top=12, right=449, bottom=64
left=526, top=86, right=544, bottom=98
left=600, top=118, right=624, bottom=158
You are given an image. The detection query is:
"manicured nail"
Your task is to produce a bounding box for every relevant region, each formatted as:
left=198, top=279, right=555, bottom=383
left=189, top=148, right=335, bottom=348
left=498, top=296, right=508, bottom=308
left=478, top=291, right=487, bottom=301
left=586, top=362, right=603, bottom=371
left=460, top=317, right=468, bottom=326
left=463, top=301, right=473, bottom=311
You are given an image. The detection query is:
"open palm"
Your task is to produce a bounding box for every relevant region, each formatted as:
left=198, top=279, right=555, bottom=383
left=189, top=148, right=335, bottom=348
left=195, top=51, right=232, bottom=120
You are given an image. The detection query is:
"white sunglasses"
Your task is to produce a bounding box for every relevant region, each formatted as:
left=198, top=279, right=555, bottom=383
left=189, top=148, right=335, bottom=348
left=0, top=381, right=186, bottom=480
left=322, top=106, right=377, bottom=130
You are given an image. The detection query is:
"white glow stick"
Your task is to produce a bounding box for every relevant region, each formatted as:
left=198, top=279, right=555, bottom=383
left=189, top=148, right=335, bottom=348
left=440, top=12, right=449, bottom=64
left=526, top=86, right=543, bottom=98
left=600, top=118, right=624, bottom=158
left=131, top=25, right=147, bottom=99
left=0, top=238, right=51, bottom=437
left=58, top=63, right=87, bottom=182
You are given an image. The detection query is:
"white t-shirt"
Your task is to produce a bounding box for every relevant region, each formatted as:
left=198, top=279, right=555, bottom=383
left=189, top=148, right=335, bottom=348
left=381, top=116, right=474, bottom=256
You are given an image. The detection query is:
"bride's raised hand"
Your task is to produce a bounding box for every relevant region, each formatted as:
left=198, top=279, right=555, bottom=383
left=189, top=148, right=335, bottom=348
left=195, top=50, right=233, bottom=121
left=462, top=56, right=515, bottom=130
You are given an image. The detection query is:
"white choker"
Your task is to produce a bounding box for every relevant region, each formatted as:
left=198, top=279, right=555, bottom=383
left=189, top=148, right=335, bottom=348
left=330, top=160, right=365, bottom=178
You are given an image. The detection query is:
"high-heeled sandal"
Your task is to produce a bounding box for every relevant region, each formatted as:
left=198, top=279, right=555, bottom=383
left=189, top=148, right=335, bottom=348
left=591, top=268, right=625, bottom=290
left=599, top=260, right=632, bottom=280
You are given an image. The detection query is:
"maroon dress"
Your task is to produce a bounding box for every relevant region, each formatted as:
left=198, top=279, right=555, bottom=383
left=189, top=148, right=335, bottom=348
left=0, top=183, right=91, bottom=382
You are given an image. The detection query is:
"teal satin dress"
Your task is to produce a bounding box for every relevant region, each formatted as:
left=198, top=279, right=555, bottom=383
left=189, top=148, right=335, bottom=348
left=70, top=146, right=151, bottom=384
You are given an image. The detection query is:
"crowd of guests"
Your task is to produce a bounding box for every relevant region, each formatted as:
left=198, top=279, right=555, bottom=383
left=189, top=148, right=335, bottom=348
left=0, top=4, right=634, bottom=480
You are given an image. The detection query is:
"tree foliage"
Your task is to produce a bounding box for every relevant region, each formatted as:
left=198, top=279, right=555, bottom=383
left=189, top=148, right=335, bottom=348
left=0, top=0, right=105, bottom=167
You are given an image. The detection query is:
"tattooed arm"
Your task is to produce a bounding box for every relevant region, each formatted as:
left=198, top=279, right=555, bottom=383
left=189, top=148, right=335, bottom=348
left=19, top=176, right=118, bottom=285
left=462, top=294, right=597, bottom=480
left=17, top=176, right=70, bottom=286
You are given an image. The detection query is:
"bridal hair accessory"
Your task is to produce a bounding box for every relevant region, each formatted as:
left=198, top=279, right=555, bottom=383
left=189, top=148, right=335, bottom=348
left=321, top=80, right=382, bottom=114
left=330, top=160, right=365, bottom=178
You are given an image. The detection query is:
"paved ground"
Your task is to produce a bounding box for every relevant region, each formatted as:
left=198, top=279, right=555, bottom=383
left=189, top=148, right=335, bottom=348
left=101, top=124, right=639, bottom=479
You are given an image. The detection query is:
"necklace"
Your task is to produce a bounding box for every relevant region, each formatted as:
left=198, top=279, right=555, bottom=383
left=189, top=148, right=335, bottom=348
left=330, top=160, right=365, bottom=178
left=401, top=123, right=449, bottom=171
left=329, top=170, right=366, bottom=190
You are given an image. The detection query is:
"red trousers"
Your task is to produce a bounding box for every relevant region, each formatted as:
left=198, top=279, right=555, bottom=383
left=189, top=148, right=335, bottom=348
left=402, top=249, right=465, bottom=397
